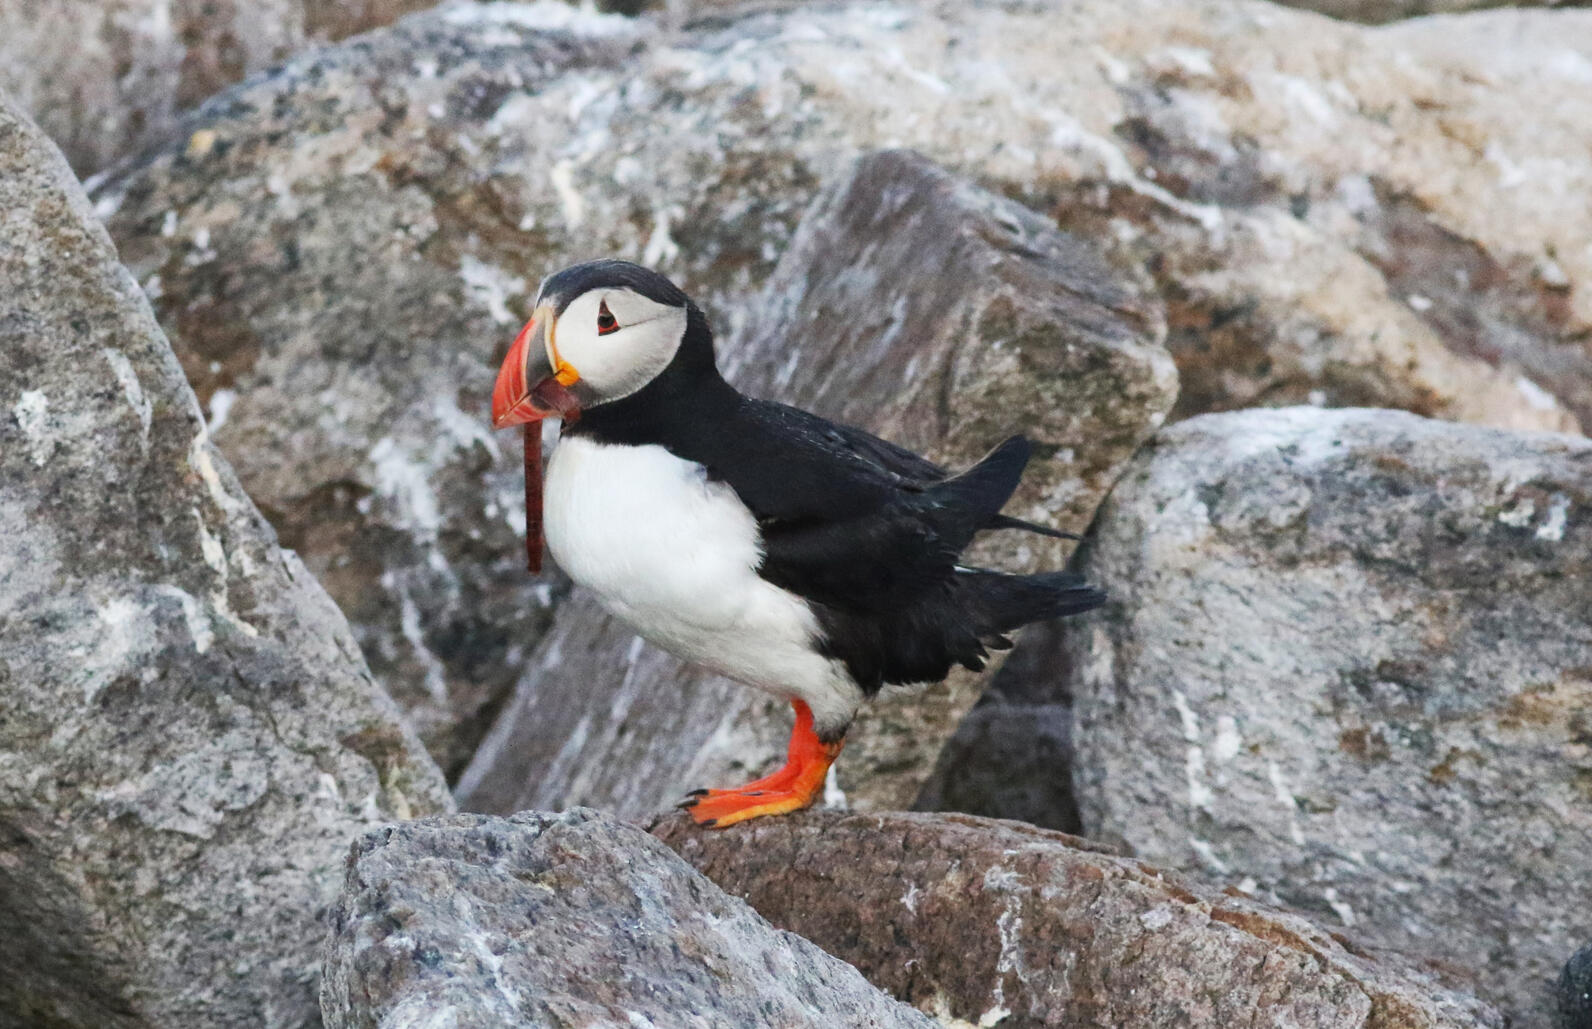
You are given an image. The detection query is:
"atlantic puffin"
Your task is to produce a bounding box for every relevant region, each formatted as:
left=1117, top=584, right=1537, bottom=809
left=491, top=259, right=1105, bottom=827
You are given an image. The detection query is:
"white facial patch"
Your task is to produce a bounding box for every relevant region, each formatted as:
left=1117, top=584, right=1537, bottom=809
left=553, top=287, right=687, bottom=405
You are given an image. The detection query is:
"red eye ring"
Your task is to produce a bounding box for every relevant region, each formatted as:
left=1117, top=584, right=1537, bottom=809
left=596, top=300, right=619, bottom=336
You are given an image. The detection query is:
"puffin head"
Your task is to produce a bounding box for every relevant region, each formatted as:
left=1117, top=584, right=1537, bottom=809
left=491, top=260, right=699, bottom=428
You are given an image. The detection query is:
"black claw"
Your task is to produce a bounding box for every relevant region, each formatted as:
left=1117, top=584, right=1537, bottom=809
left=676, top=797, right=699, bottom=810
left=700, top=818, right=718, bottom=828
left=686, top=788, right=709, bottom=797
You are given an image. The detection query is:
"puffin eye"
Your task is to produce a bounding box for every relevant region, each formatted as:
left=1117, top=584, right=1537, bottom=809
left=596, top=300, right=619, bottom=336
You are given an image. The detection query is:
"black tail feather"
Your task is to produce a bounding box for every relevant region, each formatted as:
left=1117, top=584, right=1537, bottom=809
left=984, top=513, right=1084, bottom=541
left=938, top=438, right=1087, bottom=542
left=957, top=569, right=1106, bottom=638
left=929, top=436, right=1031, bottom=537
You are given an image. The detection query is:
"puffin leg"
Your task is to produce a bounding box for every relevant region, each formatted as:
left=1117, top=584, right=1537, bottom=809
left=679, top=699, right=845, bottom=828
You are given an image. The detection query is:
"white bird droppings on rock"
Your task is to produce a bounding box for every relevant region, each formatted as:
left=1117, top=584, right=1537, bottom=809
left=1516, top=375, right=1561, bottom=412
left=1538, top=494, right=1570, bottom=542
left=1324, top=887, right=1358, bottom=928
left=156, top=584, right=215, bottom=654
left=823, top=764, right=849, bottom=811
left=191, top=507, right=227, bottom=577
left=642, top=206, right=681, bottom=268
left=187, top=430, right=244, bottom=516
left=370, top=436, right=443, bottom=537
left=550, top=160, right=585, bottom=228
left=1139, top=904, right=1176, bottom=931
left=438, top=0, right=636, bottom=38
left=1499, top=496, right=1537, bottom=528
left=458, top=254, right=526, bottom=327
left=84, top=595, right=149, bottom=702
left=13, top=389, right=52, bottom=466
left=1213, top=715, right=1242, bottom=762
left=206, top=387, right=236, bottom=432
left=104, top=349, right=152, bottom=438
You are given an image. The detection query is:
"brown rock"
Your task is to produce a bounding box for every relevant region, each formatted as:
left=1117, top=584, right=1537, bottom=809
left=654, top=809, right=1501, bottom=1029
left=0, top=94, right=450, bottom=1029
left=454, top=149, right=1173, bottom=819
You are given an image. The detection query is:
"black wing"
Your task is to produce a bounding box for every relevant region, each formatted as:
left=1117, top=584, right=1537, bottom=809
left=718, top=402, right=1079, bottom=543
left=706, top=400, right=1025, bottom=606
left=701, top=402, right=1107, bottom=694
left=707, top=400, right=946, bottom=527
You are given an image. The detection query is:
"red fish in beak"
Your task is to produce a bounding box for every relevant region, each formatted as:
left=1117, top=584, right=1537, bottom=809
left=492, top=306, right=582, bottom=573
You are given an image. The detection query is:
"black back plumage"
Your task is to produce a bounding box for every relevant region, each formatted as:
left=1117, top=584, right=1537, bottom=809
left=559, top=263, right=1106, bottom=696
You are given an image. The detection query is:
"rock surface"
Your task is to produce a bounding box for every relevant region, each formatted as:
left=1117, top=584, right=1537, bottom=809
left=93, top=0, right=1592, bottom=779
left=0, top=0, right=435, bottom=176
left=1564, top=945, right=1592, bottom=1029
left=914, top=628, right=1086, bottom=831
left=454, top=149, right=1173, bottom=819
left=655, top=809, right=1500, bottom=1028
left=92, top=8, right=648, bottom=777
left=0, top=95, right=451, bottom=1029
left=320, top=809, right=936, bottom=1029
left=1064, top=406, right=1592, bottom=1025
left=1272, top=0, right=1586, bottom=24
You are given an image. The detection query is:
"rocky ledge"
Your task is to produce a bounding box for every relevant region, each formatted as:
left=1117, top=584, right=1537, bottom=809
left=321, top=809, right=936, bottom=1028
left=655, top=809, right=1499, bottom=1029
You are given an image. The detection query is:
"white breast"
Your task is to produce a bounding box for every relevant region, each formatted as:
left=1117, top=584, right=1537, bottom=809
left=542, top=435, right=861, bottom=732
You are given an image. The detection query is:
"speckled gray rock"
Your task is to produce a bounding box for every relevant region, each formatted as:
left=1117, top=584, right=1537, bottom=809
left=0, top=0, right=435, bottom=175
left=655, top=809, right=1501, bottom=1028
left=1064, top=407, right=1592, bottom=1026
left=0, top=95, right=451, bottom=1029
left=454, top=149, right=1172, bottom=819
left=1563, top=945, right=1592, bottom=1029
left=90, top=8, right=648, bottom=777
left=319, top=809, right=936, bottom=1029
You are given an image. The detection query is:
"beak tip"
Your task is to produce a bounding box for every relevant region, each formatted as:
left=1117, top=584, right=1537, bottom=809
left=490, top=404, right=539, bottom=430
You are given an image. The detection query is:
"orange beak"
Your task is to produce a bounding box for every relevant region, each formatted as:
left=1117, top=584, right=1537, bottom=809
left=491, top=305, right=582, bottom=428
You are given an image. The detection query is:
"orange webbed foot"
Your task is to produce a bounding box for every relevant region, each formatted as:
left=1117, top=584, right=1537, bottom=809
left=678, top=700, right=845, bottom=828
